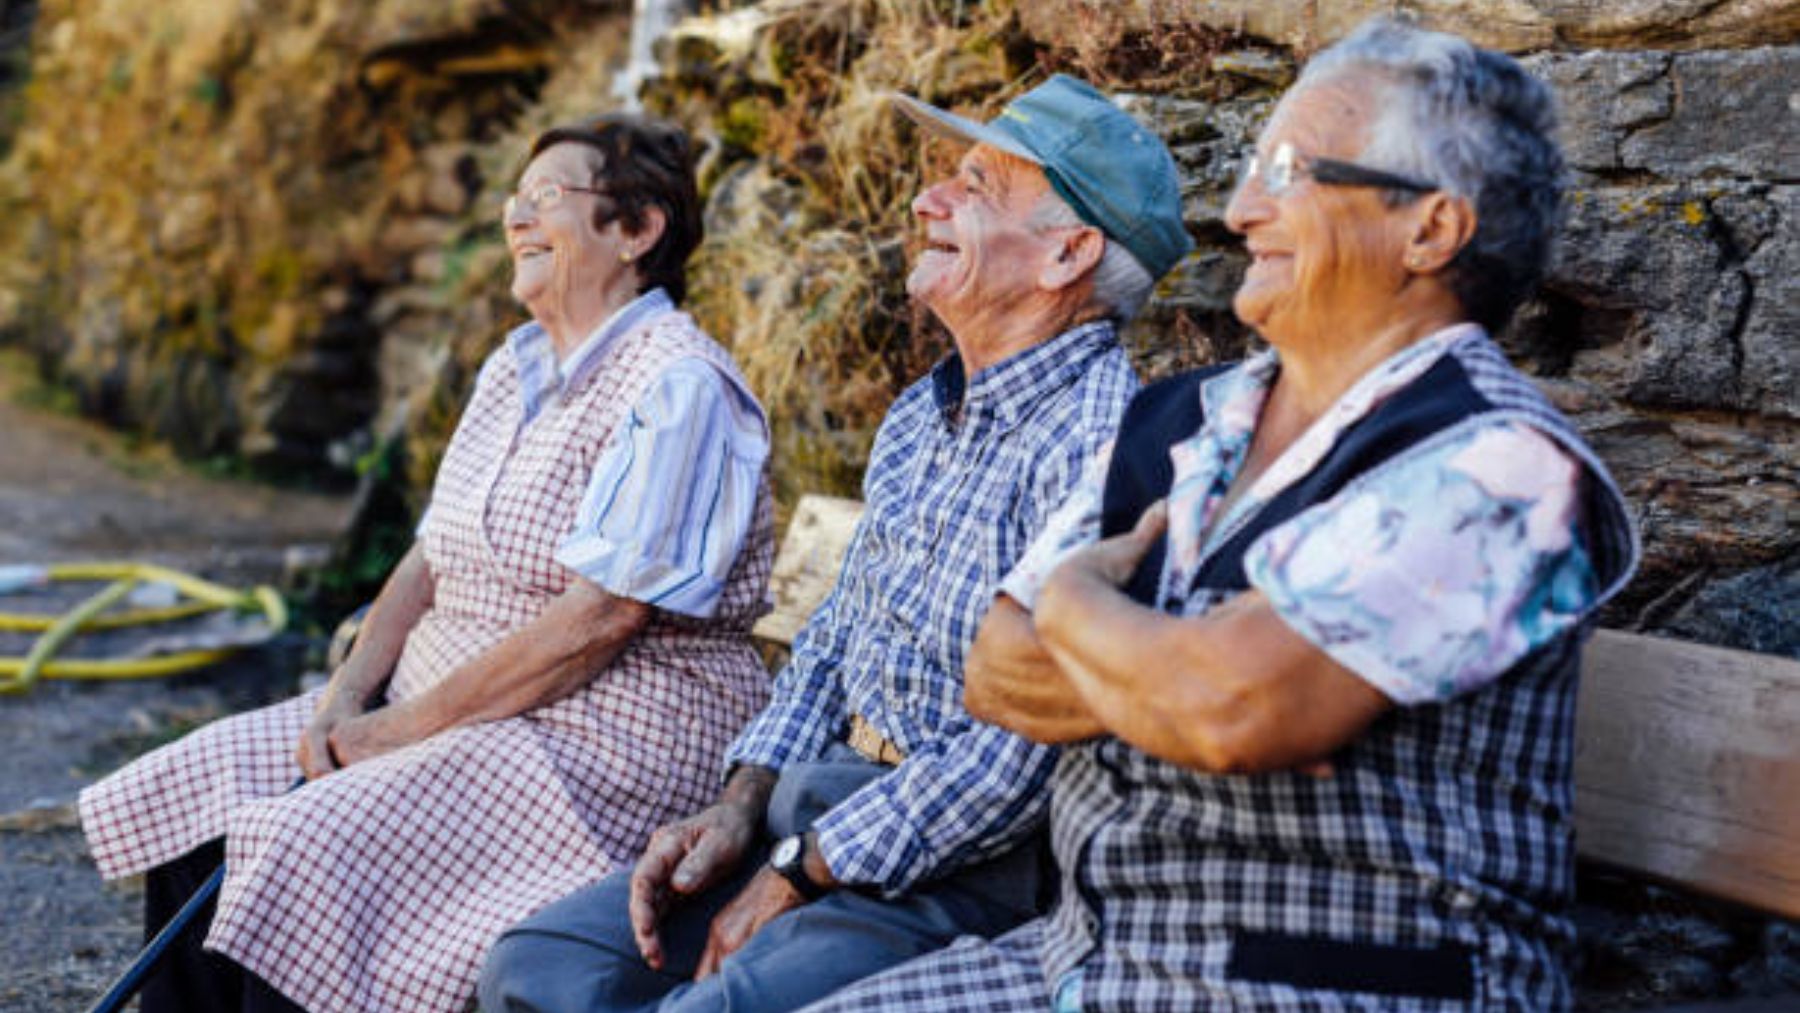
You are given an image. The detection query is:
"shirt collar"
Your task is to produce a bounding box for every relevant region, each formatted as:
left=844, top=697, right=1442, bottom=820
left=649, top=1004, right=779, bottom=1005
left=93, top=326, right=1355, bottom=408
left=1197, top=322, right=1479, bottom=441
left=506, top=288, right=675, bottom=417
left=1191, top=321, right=1482, bottom=505
left=928, top=320, right=1120, bottom=431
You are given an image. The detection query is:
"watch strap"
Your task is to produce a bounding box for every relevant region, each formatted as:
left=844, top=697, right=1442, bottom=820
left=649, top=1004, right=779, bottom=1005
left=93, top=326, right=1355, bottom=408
left=771, top=835, right=829, bottom=902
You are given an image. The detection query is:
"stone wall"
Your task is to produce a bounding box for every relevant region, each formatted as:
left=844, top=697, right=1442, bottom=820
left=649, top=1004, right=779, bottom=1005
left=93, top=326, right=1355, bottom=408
left=0, top=1, right=1789, bottom=640
left=0, top=0, right=1794, bottom=1005
left=977, top=1, right=1799, bottom=643
left=0, top=0, right=632, bottom=474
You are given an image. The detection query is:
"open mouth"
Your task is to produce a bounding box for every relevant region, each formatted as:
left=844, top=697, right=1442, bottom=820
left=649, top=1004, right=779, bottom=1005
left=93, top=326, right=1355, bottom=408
left=1247, top=249, right=1291, bottom=270
left=923, top=238, right=959, bottom=255
left=514, top=243, right=552, bottom=262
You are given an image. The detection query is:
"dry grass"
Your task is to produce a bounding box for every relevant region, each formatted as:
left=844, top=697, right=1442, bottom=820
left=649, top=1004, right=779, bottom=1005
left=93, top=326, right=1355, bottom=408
left=652, top=0, right=1036, bottom=502
left=0, top=0, right=1234, bottom=512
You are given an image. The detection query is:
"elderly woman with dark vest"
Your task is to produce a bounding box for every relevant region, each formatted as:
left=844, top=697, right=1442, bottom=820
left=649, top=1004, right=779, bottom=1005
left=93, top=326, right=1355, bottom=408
left=803, top=16, right=1638, bottom=1013
left=77, top=114, right=774, bottom=1013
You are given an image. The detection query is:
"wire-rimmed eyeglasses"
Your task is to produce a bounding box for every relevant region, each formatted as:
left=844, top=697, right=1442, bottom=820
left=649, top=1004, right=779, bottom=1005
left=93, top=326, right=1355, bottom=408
left=503, top=181, right=611, bottom=219
left=1238, top=142, right=1438, bottom=199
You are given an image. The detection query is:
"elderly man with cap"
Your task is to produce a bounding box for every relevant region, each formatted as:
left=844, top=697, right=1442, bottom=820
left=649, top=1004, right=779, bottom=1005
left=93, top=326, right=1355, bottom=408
left=478, top=74, right=1191, bottom=1013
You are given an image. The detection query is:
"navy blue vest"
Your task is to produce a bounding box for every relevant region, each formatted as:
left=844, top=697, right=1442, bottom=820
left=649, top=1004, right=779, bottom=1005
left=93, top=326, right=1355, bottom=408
left=1044, top=333, right=1639, bottom=1011
left=1100, top=355, right=1633, bottom=609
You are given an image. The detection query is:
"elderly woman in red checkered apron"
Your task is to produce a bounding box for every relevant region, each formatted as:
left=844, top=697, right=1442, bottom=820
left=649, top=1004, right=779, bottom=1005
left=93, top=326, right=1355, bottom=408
left=77, top=114, right=774, bottom=1013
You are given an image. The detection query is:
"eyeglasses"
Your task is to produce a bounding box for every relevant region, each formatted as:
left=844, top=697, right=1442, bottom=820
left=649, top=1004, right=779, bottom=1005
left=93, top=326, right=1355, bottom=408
left=503, top=181, right=611, bottom=218
left=1238, top=142, right=1438, bottom=199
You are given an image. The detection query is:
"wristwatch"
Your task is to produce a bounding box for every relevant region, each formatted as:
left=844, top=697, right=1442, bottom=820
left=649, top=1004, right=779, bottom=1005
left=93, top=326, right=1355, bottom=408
left=769, top=833, right=829, bottom=901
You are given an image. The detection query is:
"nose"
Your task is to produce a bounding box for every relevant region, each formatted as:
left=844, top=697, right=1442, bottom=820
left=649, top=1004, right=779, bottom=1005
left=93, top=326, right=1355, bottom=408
left=503, top=194, right=534, bottom=230
left=1223, top=173, right=1271, bottom=236
left=911, top=179, right=951, bottom=220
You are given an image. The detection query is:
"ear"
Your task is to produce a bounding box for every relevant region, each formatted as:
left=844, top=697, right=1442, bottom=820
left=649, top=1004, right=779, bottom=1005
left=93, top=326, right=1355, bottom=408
left=1038, top=225, right=1107, bottom=293
left=1402, top=192, right=1477, bottom=275
left=623, top=204, right=668, bottom=258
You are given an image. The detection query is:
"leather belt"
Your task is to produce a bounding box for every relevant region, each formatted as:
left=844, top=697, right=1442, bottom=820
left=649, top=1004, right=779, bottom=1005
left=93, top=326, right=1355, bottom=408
left=847, top=714, right=906, bottom=766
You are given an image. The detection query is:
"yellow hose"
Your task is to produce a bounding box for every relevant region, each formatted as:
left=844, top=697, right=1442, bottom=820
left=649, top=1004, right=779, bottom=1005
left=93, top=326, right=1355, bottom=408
left=0, top=563, right=287, bottom=694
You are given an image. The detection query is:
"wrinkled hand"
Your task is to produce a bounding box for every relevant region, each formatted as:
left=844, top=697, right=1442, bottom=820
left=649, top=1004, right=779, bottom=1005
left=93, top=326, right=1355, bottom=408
left=694, top=869, right=805, bottom=980
left=296, top=688, right=369, bottom=780
left=322, top=704, right=426, bottom=771
left=1060, top=500, right=1168, bottom=589
left=629, top=801, right=759, bottom=971
left=965, top=597, right=1106, bottom=744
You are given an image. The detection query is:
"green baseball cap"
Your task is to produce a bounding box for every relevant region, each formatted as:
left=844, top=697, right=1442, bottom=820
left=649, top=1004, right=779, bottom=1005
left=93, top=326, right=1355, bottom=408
left=892, top=74, right=1194, bottom=280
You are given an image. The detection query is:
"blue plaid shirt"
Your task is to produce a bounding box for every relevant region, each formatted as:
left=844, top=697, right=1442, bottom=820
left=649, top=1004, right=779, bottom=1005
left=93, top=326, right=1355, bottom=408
left=725, top=321, right=1136, bottom=894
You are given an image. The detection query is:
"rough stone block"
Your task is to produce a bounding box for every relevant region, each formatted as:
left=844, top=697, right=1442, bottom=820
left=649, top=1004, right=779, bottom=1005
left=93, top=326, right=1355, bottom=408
left=1017, top=0, right=1555, bottom=55
left=1547, top=0, right=1800, bottom=50
left=1549, top=186, right=1764, bottom=411
left=1619, top=48, right=1800, bottom=182
left=1586, top=410, right=1798, bottom=586
left=1737, top=186, right=1800, bottom=417
left=1020, top=0, right=1800, bottom=57
left=1664, top=559, right=1800, bottom=658
left=1523, top=51, right=1670, bottom=173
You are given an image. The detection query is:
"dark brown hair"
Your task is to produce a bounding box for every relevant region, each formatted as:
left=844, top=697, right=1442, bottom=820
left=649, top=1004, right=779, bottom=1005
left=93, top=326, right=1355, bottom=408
left=527, top=113, right=704, bottom=304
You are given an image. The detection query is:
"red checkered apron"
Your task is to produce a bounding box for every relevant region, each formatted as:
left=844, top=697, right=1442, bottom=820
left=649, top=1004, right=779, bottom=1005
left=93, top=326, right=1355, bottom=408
left=79, top=310, right=774, bottom=1011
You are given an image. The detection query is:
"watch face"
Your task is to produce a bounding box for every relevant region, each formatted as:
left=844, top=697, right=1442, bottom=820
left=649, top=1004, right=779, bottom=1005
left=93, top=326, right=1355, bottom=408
left=772, top=835, right=802, bottom=868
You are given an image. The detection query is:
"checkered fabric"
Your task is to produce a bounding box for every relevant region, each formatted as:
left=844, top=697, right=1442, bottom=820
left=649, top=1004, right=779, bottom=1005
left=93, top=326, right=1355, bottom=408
left=78, top=309, right=774, bottom=1013
left=794, top=329, right=1640, bottom=1011
left=726, top=321, right=1136, bottom=894
left=799, top=919, right=1051, bottom=1013
left=1041, top=330, right=1638, bottom=1011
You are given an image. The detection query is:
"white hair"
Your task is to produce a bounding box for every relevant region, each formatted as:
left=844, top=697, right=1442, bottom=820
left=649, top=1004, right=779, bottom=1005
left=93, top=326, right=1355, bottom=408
left=1028, top=190, right=1158, bottom=324
left=1298, top=16, right=1566, bottom=331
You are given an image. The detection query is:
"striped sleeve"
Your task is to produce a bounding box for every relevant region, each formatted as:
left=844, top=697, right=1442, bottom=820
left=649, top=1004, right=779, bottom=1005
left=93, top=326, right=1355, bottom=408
left=555, top=358, right=770, bottom=618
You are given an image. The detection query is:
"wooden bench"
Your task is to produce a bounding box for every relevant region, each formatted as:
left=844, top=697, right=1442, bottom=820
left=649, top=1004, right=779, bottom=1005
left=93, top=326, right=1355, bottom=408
left=754, top=495, right=1800, bottom=925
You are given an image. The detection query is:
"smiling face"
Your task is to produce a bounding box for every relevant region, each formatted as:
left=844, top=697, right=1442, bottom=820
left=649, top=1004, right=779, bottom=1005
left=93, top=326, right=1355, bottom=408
left=1224, top=75, right=1416, bottom=346
left=906, top=144, right=1062, bottom=332
left=504, top=142, right=636, bottom=327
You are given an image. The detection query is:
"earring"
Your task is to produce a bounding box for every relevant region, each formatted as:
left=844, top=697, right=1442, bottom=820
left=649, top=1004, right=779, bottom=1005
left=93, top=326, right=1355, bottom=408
left=620, top=250, right=635, bottom=263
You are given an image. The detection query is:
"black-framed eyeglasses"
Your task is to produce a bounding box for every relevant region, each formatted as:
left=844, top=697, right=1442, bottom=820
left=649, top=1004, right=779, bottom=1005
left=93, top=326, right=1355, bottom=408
left=1238, top=141, right=1438, bottom=198
left=503, top=181, right=611, bottom=218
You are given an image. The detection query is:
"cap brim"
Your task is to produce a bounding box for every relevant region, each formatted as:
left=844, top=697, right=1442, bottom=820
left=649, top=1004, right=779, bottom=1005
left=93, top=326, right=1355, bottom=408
left=889, top=92, right=1041, bottom=166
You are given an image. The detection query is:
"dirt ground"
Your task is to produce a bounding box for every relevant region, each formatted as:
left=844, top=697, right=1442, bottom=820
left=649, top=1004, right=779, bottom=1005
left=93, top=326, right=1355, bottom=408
left=0, top=364, right=351, bottom=1011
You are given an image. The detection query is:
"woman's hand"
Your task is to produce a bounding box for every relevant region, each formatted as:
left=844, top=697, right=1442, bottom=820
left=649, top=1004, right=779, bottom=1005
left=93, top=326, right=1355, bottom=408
left=1052, top=499, right=1168, bottom=593
left=965, top=596, right=1106, bottom=744
left=295, top=543, right=435, bottom=780
left=325, top=703, right=433, bottom=769
left=296, top=687, right=370, bottom=780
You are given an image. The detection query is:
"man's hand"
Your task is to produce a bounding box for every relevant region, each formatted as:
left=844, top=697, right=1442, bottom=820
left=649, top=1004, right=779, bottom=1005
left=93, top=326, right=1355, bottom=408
left=296, top=686, right=370, bottom=780
left=629, top=768, right=774, bottom=971
left=693, top=868, right=806, bottom=980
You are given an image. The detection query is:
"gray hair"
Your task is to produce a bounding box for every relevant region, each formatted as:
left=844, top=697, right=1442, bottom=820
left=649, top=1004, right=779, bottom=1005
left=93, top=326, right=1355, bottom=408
left=1028, top=190, right=1158, bottom=324
left=1300, top=16, right=1565, bottom=332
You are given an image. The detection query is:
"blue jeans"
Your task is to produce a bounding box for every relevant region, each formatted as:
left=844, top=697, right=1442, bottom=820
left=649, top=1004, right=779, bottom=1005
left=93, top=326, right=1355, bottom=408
left=478, top=745, right=1047, bottom=1012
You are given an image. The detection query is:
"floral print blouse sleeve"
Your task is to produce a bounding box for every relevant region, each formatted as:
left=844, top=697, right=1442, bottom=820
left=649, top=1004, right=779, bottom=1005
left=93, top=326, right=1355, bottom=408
left=1243, top=420, right=1601, bottom=706
left=997, top=440, right=1114, bottom=611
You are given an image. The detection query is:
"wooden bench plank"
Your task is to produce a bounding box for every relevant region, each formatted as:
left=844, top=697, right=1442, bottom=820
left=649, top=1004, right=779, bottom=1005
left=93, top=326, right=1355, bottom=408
left=752, top=495, right=863, bottom=646
left=757, top=496, right=1800, bottom=920
left=1573, top=629, right=1800, bottom=918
